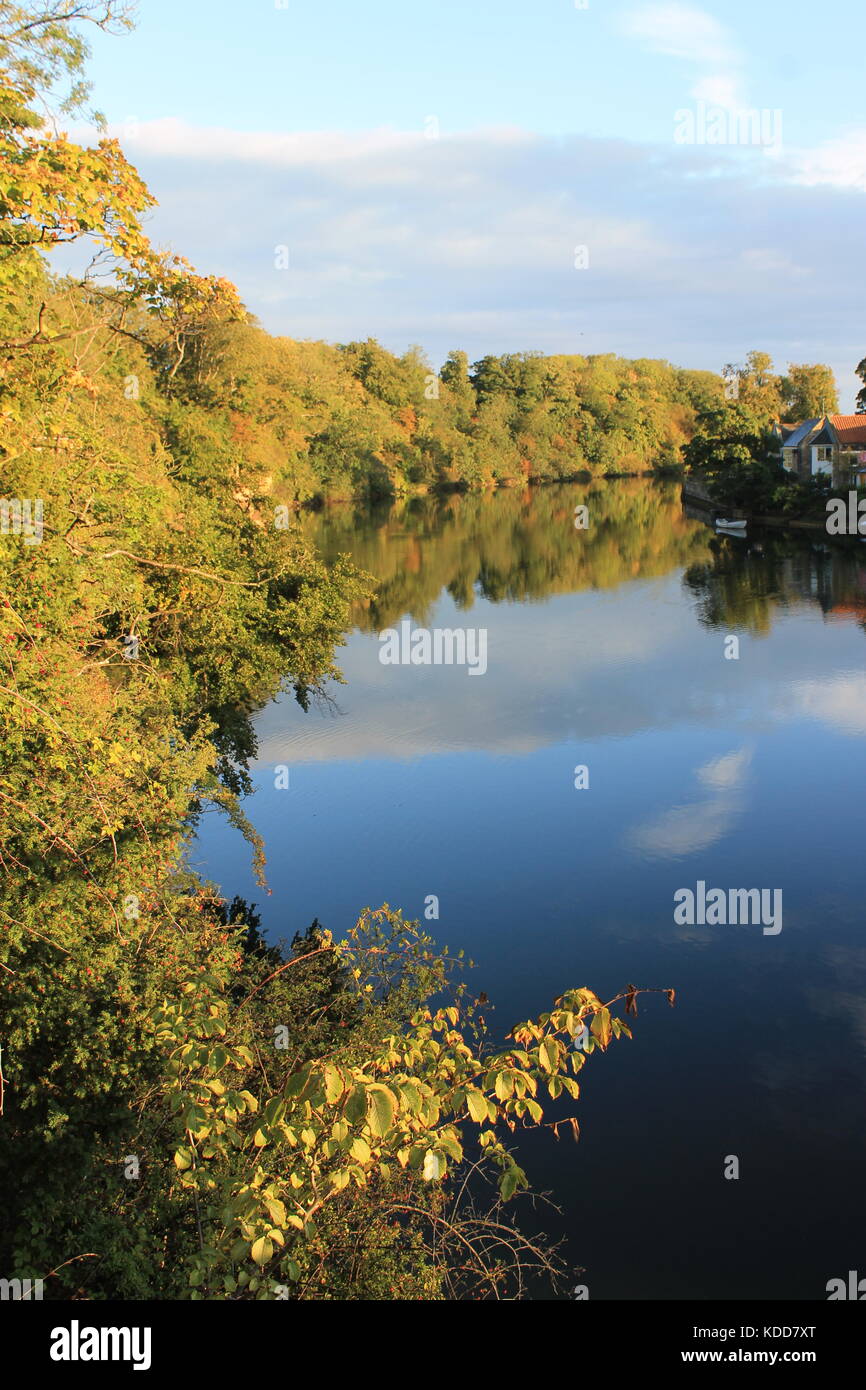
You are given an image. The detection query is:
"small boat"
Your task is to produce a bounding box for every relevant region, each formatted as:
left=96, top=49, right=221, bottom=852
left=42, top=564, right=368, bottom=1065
left=715, top=518, right=747, bottom=531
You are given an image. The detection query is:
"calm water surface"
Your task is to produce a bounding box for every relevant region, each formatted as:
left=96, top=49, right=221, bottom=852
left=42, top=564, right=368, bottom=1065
left=193, top=479, right=866, bottom=1299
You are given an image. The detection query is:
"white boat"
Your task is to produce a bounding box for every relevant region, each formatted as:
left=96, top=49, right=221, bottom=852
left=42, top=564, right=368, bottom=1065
left=715, top=518, right=747, bottom=531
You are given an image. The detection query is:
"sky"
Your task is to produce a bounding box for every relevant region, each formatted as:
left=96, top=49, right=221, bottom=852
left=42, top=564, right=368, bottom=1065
left=69, top=0, right=866, bottom=405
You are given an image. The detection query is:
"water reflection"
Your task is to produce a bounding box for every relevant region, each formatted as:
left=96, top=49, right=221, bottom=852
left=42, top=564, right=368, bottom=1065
left=298, top=478, right=712, bottom=628
left=256, top=483, right=866, bottom=765
left=194, top=479, right=866, bottom=1300
left=626, top=747, right=753, bottom=860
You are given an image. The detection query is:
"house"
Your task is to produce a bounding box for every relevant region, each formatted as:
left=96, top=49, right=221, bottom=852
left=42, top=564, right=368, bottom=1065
left=777, top=418, right=822, bottom=475
left=776, top=415, right=866, bottom=486
left=826, top=416, right=866, bottom=485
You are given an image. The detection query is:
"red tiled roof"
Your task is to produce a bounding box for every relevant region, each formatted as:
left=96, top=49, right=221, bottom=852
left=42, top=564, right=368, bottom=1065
left=830, top=414, right=866, bottom=445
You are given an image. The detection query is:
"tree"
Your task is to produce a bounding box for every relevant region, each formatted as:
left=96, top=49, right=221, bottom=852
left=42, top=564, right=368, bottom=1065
left=0, top=1, right=133, bottom=119
left=683, top=401, right=784, bottom=511
left=723, top=351, right=783, bottom=420
left=779, top=362, right=839, bottom=419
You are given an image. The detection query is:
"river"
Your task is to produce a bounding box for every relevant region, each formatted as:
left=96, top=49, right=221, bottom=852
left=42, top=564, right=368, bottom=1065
left=193, top=477, right=866, bottom=1299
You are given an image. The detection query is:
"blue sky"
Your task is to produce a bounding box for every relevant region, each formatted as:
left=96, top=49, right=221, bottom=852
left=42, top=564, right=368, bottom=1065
left=72, top=0, right=866, bottom=403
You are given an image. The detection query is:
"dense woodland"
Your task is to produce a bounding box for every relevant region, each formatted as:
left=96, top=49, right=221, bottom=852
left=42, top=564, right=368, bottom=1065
left=0, top=2, right=675, bottom=1301
left=181, top=331, right=727, bottom=502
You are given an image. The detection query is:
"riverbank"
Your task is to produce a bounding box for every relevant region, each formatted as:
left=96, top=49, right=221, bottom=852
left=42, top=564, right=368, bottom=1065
left=681, top=477, right=864, bottom=541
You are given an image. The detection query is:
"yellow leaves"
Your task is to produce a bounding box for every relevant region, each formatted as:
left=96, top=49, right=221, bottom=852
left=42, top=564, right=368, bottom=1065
left=397, top=1079, right=422, bottom=1115
left=575, top=988, right=603, bottom=1011
left=436, top=1128, right=463, bottom=1163
left=494, top=1071, right=513, bottom=1101
left=108, top=741, right=143, bottom=775
left=465, top=1087, right=489, bottom=1124
left=64, top=367, right=99, bottom=398
left=537, top=1037, right=562, bottom=1074
left=321, top=1064, right=347, bottom=1105
left=365, top=1082, right=397, bottom=1137
left=150, top=902, right=639, bottom=1296
left=250, top=1236, right=273, bottom=1266
left=590, top=1007, right=612, bottom=1050
left=509, top=1023, right=541, bottom=1046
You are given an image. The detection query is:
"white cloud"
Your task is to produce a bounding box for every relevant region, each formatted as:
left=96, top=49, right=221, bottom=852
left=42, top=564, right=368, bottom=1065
left=739, top=248, right=807, bottom=278
left=74, top=116, right=535, bottom=172
left=626, top=796, right=740, bottom=857
left=48, top=114, right=866, bottom=405
left=77, top=116, right=425, bottom=166
left=789, top=129, right=866, bottom=192
left=692, top=74, right=745, bottom=111
left=696, top=747, right=752, bottom=790
left=622, top=3, right=739, bottom=67
left=627, top=745, right=751, bottom=859
left=793, top=674, right=866, bottom=736
left=622, top=3, right=749, bottom=116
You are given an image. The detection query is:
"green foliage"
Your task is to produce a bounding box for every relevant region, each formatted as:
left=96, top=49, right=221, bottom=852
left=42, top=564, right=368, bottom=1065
left=683, top=401, right=786, bottom=511
left=779, top=362, right=839, bottom=420
left=722, top=350, right=839, bottom=424
left=160, top=323, right=728, bottom=502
